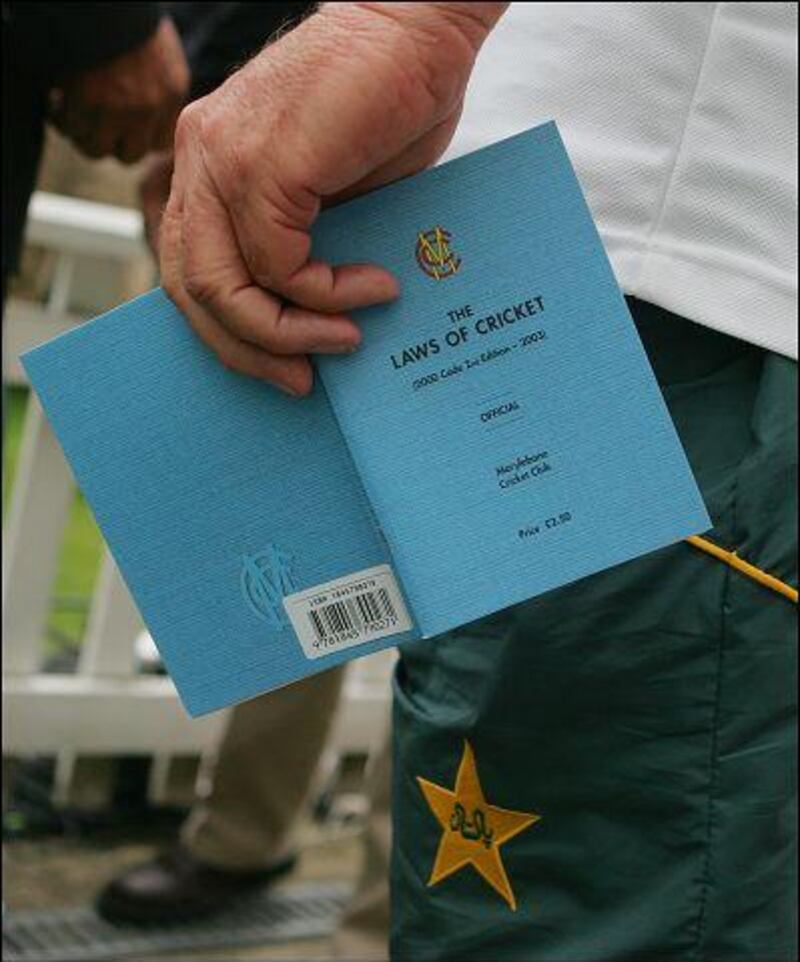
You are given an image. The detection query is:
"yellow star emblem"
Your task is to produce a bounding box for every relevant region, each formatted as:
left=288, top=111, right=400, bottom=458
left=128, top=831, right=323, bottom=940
left=417, top=740, right=541, bottom=910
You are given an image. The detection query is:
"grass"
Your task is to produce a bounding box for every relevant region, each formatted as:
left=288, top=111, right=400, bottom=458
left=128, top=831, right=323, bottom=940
left=3, top=385, right=104, bottom=658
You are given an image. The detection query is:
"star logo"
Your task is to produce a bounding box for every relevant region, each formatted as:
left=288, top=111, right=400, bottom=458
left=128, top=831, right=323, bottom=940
left=417, top=740, right=540, bottom=910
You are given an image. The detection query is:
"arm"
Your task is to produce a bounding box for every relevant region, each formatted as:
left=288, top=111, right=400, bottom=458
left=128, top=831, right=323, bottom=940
left=161, top=1, right=508, bottom=395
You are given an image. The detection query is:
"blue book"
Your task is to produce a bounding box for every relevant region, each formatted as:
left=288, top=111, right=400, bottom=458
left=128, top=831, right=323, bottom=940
left=23, top=122, right=710, bottom=717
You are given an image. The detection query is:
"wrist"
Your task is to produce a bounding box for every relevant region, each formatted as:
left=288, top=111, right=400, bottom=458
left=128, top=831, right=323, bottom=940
left=311, top=1, right=504, bottom=111
left=347, top=2, right=508, bottom=49
left=317, top=2, right=505, bottom=73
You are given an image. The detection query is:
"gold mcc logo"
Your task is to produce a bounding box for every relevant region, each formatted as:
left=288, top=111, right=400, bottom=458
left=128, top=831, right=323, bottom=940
left=416, top=226, right=461, bottom=280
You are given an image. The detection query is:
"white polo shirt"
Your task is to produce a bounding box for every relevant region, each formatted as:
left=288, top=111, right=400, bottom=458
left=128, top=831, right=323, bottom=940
left=443, top=2, right=798, bottom=358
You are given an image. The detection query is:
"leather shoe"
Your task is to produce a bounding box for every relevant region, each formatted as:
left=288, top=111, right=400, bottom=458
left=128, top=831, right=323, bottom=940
left=96, top=845, right=297, bottom=925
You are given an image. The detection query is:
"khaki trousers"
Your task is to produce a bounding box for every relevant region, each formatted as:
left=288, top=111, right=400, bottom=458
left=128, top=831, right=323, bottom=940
left=180, top=663, right=392, bottom=960
left=181, top=667, right=346, bottom=868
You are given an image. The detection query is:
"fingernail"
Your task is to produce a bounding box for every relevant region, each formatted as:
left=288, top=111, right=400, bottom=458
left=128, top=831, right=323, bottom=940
left=282, top=377, right=314, bottom=398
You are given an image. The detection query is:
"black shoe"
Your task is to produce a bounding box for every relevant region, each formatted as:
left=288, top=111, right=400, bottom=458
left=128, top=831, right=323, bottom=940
left=96, top=845, right=297, bottom=925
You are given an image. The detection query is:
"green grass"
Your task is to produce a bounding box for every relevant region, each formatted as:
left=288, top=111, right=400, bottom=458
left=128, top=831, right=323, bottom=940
left=3, top=385, right=104, bottom=658
left=2, top=386, right=27, bottom=515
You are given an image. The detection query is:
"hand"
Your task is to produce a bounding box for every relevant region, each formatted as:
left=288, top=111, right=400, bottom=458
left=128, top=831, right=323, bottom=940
left=50, top=17, right=189, bottom=164
left=139, top=152, right=175, bottom=256
left=161, top=2, right=507, bottom=395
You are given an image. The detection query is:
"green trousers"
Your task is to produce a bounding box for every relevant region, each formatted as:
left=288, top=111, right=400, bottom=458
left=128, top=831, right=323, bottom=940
left=391, top=301, right=797, bottom=961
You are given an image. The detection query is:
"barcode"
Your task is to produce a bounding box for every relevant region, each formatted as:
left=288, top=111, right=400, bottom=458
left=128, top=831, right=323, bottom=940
left=284, top=564, right=413, bottom=659
left=307, top=587, right=397, bottom=643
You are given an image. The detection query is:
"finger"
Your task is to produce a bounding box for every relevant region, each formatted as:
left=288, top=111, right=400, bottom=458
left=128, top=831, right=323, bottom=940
left=48, top=95, right=92, bottom=146
left=186, top=282, right=366, bottom=356
left=223, top=182, right=399, bottom=315
left=59, top=101, right=119, bottom=159
left=175, top=284, right=315, bottom=393
left=160, top=188, right=313, bottom=395
left=180, top=166, right=363, bottom=355
left=77, top=125, right=118, bottom=159
left=278, top=259, right=400, bottom=315
left=115, top=111, right=159, bottom=164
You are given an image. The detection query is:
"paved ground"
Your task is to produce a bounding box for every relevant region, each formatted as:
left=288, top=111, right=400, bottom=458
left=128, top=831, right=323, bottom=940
left=4, top=817, right=363, bottom=961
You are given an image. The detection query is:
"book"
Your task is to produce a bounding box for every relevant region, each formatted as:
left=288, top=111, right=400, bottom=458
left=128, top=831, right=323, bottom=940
left=22, top=122, right=710, bottom=717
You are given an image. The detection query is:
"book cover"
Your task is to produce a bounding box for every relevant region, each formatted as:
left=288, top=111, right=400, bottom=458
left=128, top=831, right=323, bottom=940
left=22, top=122, right=709, bottom=716
left=313, top=122, right=710, bottom=635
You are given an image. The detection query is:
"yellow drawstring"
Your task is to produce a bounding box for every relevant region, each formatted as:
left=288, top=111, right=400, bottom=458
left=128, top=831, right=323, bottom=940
left=687, top=535, right=798, bottom=604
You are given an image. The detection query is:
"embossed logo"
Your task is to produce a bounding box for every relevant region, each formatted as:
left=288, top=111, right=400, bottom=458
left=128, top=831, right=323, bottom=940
left=240, top=546, right=297, bottom=628
left=415, top=226, right=461, bottom=280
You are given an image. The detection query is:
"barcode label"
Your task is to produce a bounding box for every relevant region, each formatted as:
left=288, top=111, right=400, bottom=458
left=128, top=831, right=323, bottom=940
left=283, top=565, right=413, bottom=659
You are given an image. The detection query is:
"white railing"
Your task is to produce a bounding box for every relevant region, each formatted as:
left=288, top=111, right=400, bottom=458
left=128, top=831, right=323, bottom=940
left=2, top=192, right=394, bottom=805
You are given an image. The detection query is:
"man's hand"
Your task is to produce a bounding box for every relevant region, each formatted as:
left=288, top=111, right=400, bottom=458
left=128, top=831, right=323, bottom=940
left=161, top=2, right=507, bottom=395
left=50, top=17, right=189, bottom=164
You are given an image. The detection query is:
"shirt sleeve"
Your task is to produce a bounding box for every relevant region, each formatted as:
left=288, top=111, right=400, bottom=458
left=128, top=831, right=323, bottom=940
left=2, top=2, right=163, bottom=87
